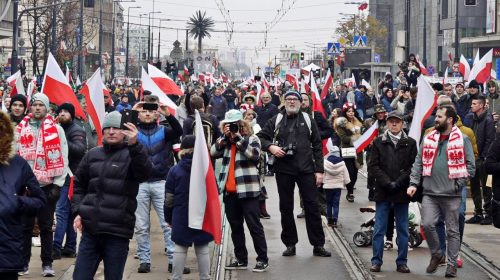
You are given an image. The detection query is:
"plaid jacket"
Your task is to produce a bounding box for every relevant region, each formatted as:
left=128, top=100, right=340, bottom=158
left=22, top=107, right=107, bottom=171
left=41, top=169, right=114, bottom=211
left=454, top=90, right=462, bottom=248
left=210, top=134, right=261, bottom=198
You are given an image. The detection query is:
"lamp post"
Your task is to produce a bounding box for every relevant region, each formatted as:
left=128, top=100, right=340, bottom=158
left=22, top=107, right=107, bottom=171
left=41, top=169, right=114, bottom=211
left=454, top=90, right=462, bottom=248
left=148, top=11, right=161, bottom=62
left=139, top=13, right=147, bottom=72
left=111, top=0, right=135, bottom=81
left=125, top=6, right=141, bottom=77
left=157, top=19, right=170, bottom=62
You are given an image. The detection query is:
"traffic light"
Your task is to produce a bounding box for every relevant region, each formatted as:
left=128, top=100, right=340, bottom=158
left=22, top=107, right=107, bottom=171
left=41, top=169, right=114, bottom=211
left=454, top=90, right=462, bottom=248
left=464, top=0, right=476, bottom=6
left=300, top=52, right=304, bottom=60
left=84, top=0, right=95, bottom=7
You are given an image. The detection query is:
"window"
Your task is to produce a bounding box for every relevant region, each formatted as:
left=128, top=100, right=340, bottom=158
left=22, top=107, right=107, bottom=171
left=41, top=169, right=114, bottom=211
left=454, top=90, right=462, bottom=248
left=442, top=0, right=449, bottom=19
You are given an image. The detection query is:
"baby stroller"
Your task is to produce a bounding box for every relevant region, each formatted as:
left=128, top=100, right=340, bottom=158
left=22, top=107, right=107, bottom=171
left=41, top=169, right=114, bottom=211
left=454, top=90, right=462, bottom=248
left=353, top=207, right=424, bottom=248
left=353, top=207, right=375, bottom=247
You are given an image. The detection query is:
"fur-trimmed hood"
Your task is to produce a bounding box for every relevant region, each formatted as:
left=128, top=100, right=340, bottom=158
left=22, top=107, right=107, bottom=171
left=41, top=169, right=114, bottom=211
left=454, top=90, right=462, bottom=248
left=0, top=111, right=15, bottom=165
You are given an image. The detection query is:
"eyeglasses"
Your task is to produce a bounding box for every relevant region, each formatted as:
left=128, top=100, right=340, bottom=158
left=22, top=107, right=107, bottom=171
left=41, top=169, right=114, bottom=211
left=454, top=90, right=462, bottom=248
left=285, top=98, right=299, bottom=102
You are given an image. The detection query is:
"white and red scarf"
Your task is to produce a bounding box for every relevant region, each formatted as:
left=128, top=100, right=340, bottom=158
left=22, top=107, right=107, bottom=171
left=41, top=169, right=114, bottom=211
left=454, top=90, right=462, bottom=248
left=16, top=113, right=64, bottom=184
left=422, top=125, right=469, bottom=179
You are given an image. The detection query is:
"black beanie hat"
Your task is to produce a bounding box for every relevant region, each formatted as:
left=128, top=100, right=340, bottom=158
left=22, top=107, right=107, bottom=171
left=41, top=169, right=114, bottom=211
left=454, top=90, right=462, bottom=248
left=9, top=94, right=27, bottom=110
left=56, top=103, right=76, bottom=120
left=181, top=135, right=196, bottom=149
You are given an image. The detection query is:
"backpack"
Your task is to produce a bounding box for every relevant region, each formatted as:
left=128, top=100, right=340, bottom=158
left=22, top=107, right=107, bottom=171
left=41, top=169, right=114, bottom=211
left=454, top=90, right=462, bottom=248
left=192, top=113, right=214, bottom=147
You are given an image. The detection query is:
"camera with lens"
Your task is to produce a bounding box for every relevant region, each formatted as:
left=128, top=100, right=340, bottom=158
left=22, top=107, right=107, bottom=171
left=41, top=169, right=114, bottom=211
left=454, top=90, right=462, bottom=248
left=229, top=122, right=239, bottom=133
left=282, top=143, right=296, bottom=157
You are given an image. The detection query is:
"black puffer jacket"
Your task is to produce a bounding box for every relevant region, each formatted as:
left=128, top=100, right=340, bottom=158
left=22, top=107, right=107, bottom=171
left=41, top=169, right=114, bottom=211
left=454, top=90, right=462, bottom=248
left=72, top=142, right=152, bottom=239
left=485, top=132, right=500, bottom=201
left=464, top=111, right=496, bottom=159
left=368, top=131, right=417, bottom=203
left=60, top=121, right=87, bottom=174
left=257, top=111, right=324, bottom=175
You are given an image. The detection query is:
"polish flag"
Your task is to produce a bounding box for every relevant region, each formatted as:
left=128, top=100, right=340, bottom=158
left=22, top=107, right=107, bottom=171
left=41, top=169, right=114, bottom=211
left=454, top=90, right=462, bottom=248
left=409, top=75, right=438, bottom=144
left=198, top=73, right=206, bottom=84
left=255, top=82, right=263, bottom=106
left=6, top=70, right=24, bottom=96
left=309, top=72, right=326, bottom=118
left=344, top=73, right=356, bottom=88
left=443, top=67, right=449, bottom=84
left=41, top=53, right=86, bottom=120
left=147, top=64, right=183, bottom=96
left=177, top=73, right=184, bottom=82
left=80, top=68, right=105, bottom=145
left=320, top=69, right=333, bottom=99
left=221, top=71, right=228, bottom=83
left=141, top=67, right=178, bottom=115
left=184, top=65, right=189, bottom=76
left=26, top=76, right=37, bottom=103
left=468, top=48, right=493, bottom=84
left=262, top=77, right=270, bottom=93
left=459, top=54, right=471, bottom=81
left=353, top=120, right=379, bottom=153
left=286, top=73, right=299, bottom=90
left=416, top=56, right=429, bottom=76
left=189, top=109, right=222, bottom=244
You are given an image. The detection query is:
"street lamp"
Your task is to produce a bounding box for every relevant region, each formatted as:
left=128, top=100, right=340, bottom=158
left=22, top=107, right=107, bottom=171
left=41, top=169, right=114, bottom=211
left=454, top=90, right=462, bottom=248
left=125, top=6, right=141, bottom=77
left=157, top=19, right=171, bottom=62
left=148, top=11, right=161, bottom=62
left=138, top=13, right=147, bottom=72
left=111, top=0, right=135, bottom=81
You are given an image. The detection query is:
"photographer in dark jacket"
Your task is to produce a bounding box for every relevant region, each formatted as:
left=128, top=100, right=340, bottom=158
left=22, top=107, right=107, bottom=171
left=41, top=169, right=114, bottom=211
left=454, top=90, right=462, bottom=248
left=72, top=111, right=153, bottom=280
left=368, top=111, right=417, bottom=273
left=53, top=103, right=87, bottom=260
left=257, top=89, right=331, bottom=258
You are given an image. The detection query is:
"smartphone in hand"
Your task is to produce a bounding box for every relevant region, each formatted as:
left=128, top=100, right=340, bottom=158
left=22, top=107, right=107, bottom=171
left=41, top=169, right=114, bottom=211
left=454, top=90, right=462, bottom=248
left=120, top=109, right=139, bottom=129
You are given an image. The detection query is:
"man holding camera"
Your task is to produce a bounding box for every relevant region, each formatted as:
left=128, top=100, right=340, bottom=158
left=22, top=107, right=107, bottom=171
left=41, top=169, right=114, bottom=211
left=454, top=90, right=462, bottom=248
left=257, top=90, right=331, bottom=257
left=133, top=101, right=185, bottom=274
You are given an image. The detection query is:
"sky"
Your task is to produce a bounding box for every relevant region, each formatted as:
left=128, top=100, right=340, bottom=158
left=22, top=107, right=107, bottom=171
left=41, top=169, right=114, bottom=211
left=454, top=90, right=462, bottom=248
left=122, top=0, right=363, bottom=68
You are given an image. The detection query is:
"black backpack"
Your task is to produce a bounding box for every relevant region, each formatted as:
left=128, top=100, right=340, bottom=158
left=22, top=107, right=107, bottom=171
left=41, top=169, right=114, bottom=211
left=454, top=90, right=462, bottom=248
left=191, top=113, right=214, bottom=147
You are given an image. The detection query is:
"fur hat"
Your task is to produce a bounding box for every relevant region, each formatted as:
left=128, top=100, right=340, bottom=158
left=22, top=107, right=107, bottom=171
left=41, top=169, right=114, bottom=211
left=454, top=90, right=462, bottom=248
left=0, top=111, right=15, bottom=165
left=10, top=94, right=27, bottom=110
left=56, top=103, right=76, bottom=120
left=31, top=93, right=50, bottom=109
left=102, top=111, right=122, bottom=130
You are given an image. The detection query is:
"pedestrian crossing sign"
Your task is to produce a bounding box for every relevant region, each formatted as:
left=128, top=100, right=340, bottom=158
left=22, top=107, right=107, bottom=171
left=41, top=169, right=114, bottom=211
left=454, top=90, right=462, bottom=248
left=353, top=36, right=368, bottom=47
left=327, top=42, right=341, bottom=55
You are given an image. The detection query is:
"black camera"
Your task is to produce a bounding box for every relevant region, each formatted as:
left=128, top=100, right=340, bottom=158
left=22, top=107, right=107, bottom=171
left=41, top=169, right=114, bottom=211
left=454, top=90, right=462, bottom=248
left=282, top=143, right=296, bottom=157
left=229, top=122, right=239, bottom=133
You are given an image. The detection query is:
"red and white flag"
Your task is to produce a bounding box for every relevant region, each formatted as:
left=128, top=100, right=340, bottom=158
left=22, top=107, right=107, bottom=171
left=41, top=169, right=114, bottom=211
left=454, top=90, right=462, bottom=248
left=286, top=73, right=299, bottom=90
left=262, top=77, right=270, bottom=93
left=80, top=68, right=106, bottom=145
left=147, top=64, right=183, bottom=96
left=309, top=72, right=326, bottom=118
left=468, top=48, right=493, bottom=84
left=177, top=73, right=184, bottom=82
left=41, top=53, right=86, bottom=120
left=141, top=67, right=178, bottom=116
left=198, top=73, right=206, bottom=84
left=409, top=75, right=438, bottom=143
left=65, top=65, right=72, bottom=84
left=459, top=54, right=470, bottom=81
left=189, top=109, right=222, bottom=244
left=473, top=51, right=480, bottom=67
left=184, top=65, right=189, bottom=76
left=255, top=82, right=264, bottom=106
left=353, top=120, right=379, bottom=153
left=416, top=56, right=429, bottom=76
left=320, top=69, right=333, bottom=100
left=6, top=70, right=25, bottom=96
left=221, top=71, right=228, bottom=83
left=26, top=76, right=37, bottom=103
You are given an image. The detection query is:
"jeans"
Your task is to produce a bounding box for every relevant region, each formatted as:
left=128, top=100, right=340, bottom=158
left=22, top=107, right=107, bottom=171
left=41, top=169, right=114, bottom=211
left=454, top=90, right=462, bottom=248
left=53, top=180, right=77, bottom=252
left=73, top=232, right=129, bottom=280
left=436, top=186, right=467, bottom=255
left=21, top=184, right=60, bottom=267
left=224, top=194, right=268, bottom=263
left=421, top=195, right=461, bottom=266
left=135, top=180, right=174, bottom=264
left=173, top=244, right=210, bottom=280
left=325, top=189, right=341, bottom=220
left=371, top=201, right=409, bottom=266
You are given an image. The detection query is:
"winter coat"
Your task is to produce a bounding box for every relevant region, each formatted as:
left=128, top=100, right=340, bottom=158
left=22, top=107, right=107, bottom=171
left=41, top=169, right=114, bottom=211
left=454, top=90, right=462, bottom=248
left=210, top=134, right=262, bottom=198
left=485, top=132, right=500, bottom=201
left=255, top=103, right=280, bottom=128
left=464, top=111, right=496, bottom=159
left=137, top=116, right=182, bottom=182
left=208, top=95, right=228, bottom=120
left=60, top=121, right=87, bottom=174
left=257, top=111, right=324, bottom=175
left=72, top=142, right=153, bottom=239
left=115, top=102, right=132, bottom=113
left=381, top=96, right=394, bottom=113
left=0, top=111, right=46, bottom=273
left=164, top=156, right=214, bottom=246
left=323, top=155, right=350, bottom=189
left=313, top=111, right=334, bottom=140
left=368, top=131, right=417, bottom=203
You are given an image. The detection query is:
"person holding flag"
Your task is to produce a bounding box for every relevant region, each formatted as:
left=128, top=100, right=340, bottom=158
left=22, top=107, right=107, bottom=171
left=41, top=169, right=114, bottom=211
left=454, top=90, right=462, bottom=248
left=211, top=110, right=269, bottom=272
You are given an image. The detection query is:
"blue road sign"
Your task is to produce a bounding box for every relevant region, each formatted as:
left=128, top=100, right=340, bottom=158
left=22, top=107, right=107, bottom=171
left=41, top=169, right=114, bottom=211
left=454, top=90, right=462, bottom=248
left=374, top=54, right=381, bottom=63
left=327, top=42, right=340, bottom=55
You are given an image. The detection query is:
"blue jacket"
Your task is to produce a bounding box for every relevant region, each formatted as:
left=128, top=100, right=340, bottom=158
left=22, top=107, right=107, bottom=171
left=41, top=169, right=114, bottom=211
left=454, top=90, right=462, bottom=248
left=0, top=155, right=46, bottom=273
left=164, top=156, right=214, bottom=246
left=115, top=102, right=132, bottom=113
left=137, top=116, right=183, bottom=182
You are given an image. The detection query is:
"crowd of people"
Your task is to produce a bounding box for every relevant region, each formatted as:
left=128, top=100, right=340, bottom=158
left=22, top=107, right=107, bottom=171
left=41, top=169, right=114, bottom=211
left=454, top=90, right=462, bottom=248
left=0, top=54, right=499, bottom=279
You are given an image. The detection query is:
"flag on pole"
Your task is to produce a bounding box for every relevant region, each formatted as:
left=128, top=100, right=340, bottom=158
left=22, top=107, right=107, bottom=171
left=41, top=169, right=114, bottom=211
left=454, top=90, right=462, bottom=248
left=262, top=77, right=270, bottom=93
left=459, top=54, right=471, bottom=81
left=443, top=67, right=449, bottom=84
left=6, top=70, right=24, bottom=96
left=147, top=64, right=183, bottom=96
left=80, top=68, right=106, bottom=145
left=189, top=110, right=222, bottom=244
left=468, top=48, right=493, bottom=84
left=286, top=73, right=299, bottom=90
left=473, top=51, right=480, bottom=67
left=177, top=73, right=184, bottom=82
left=320, top=69, right=333, bottom=100
left=26, top=76, right=37, bottom=103
left=409, top=75, right=438, bottom=144
left=309, top=72, right=326, bottom=118
left=141, top=67, right=178, bottom=115
left=184, top=65, right=189, bottom=76
left=41, top=53, right=86, bottom=120
left=65, top=65, right=72, bottom=84
left=353, top=120, right=379, bottom=153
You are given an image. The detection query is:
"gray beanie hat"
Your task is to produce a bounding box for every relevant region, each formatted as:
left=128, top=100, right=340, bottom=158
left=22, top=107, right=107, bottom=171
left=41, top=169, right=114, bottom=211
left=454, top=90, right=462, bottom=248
left=102, top=111, right=122, bottom=130
left=31, top=93, right=50, bottom=109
